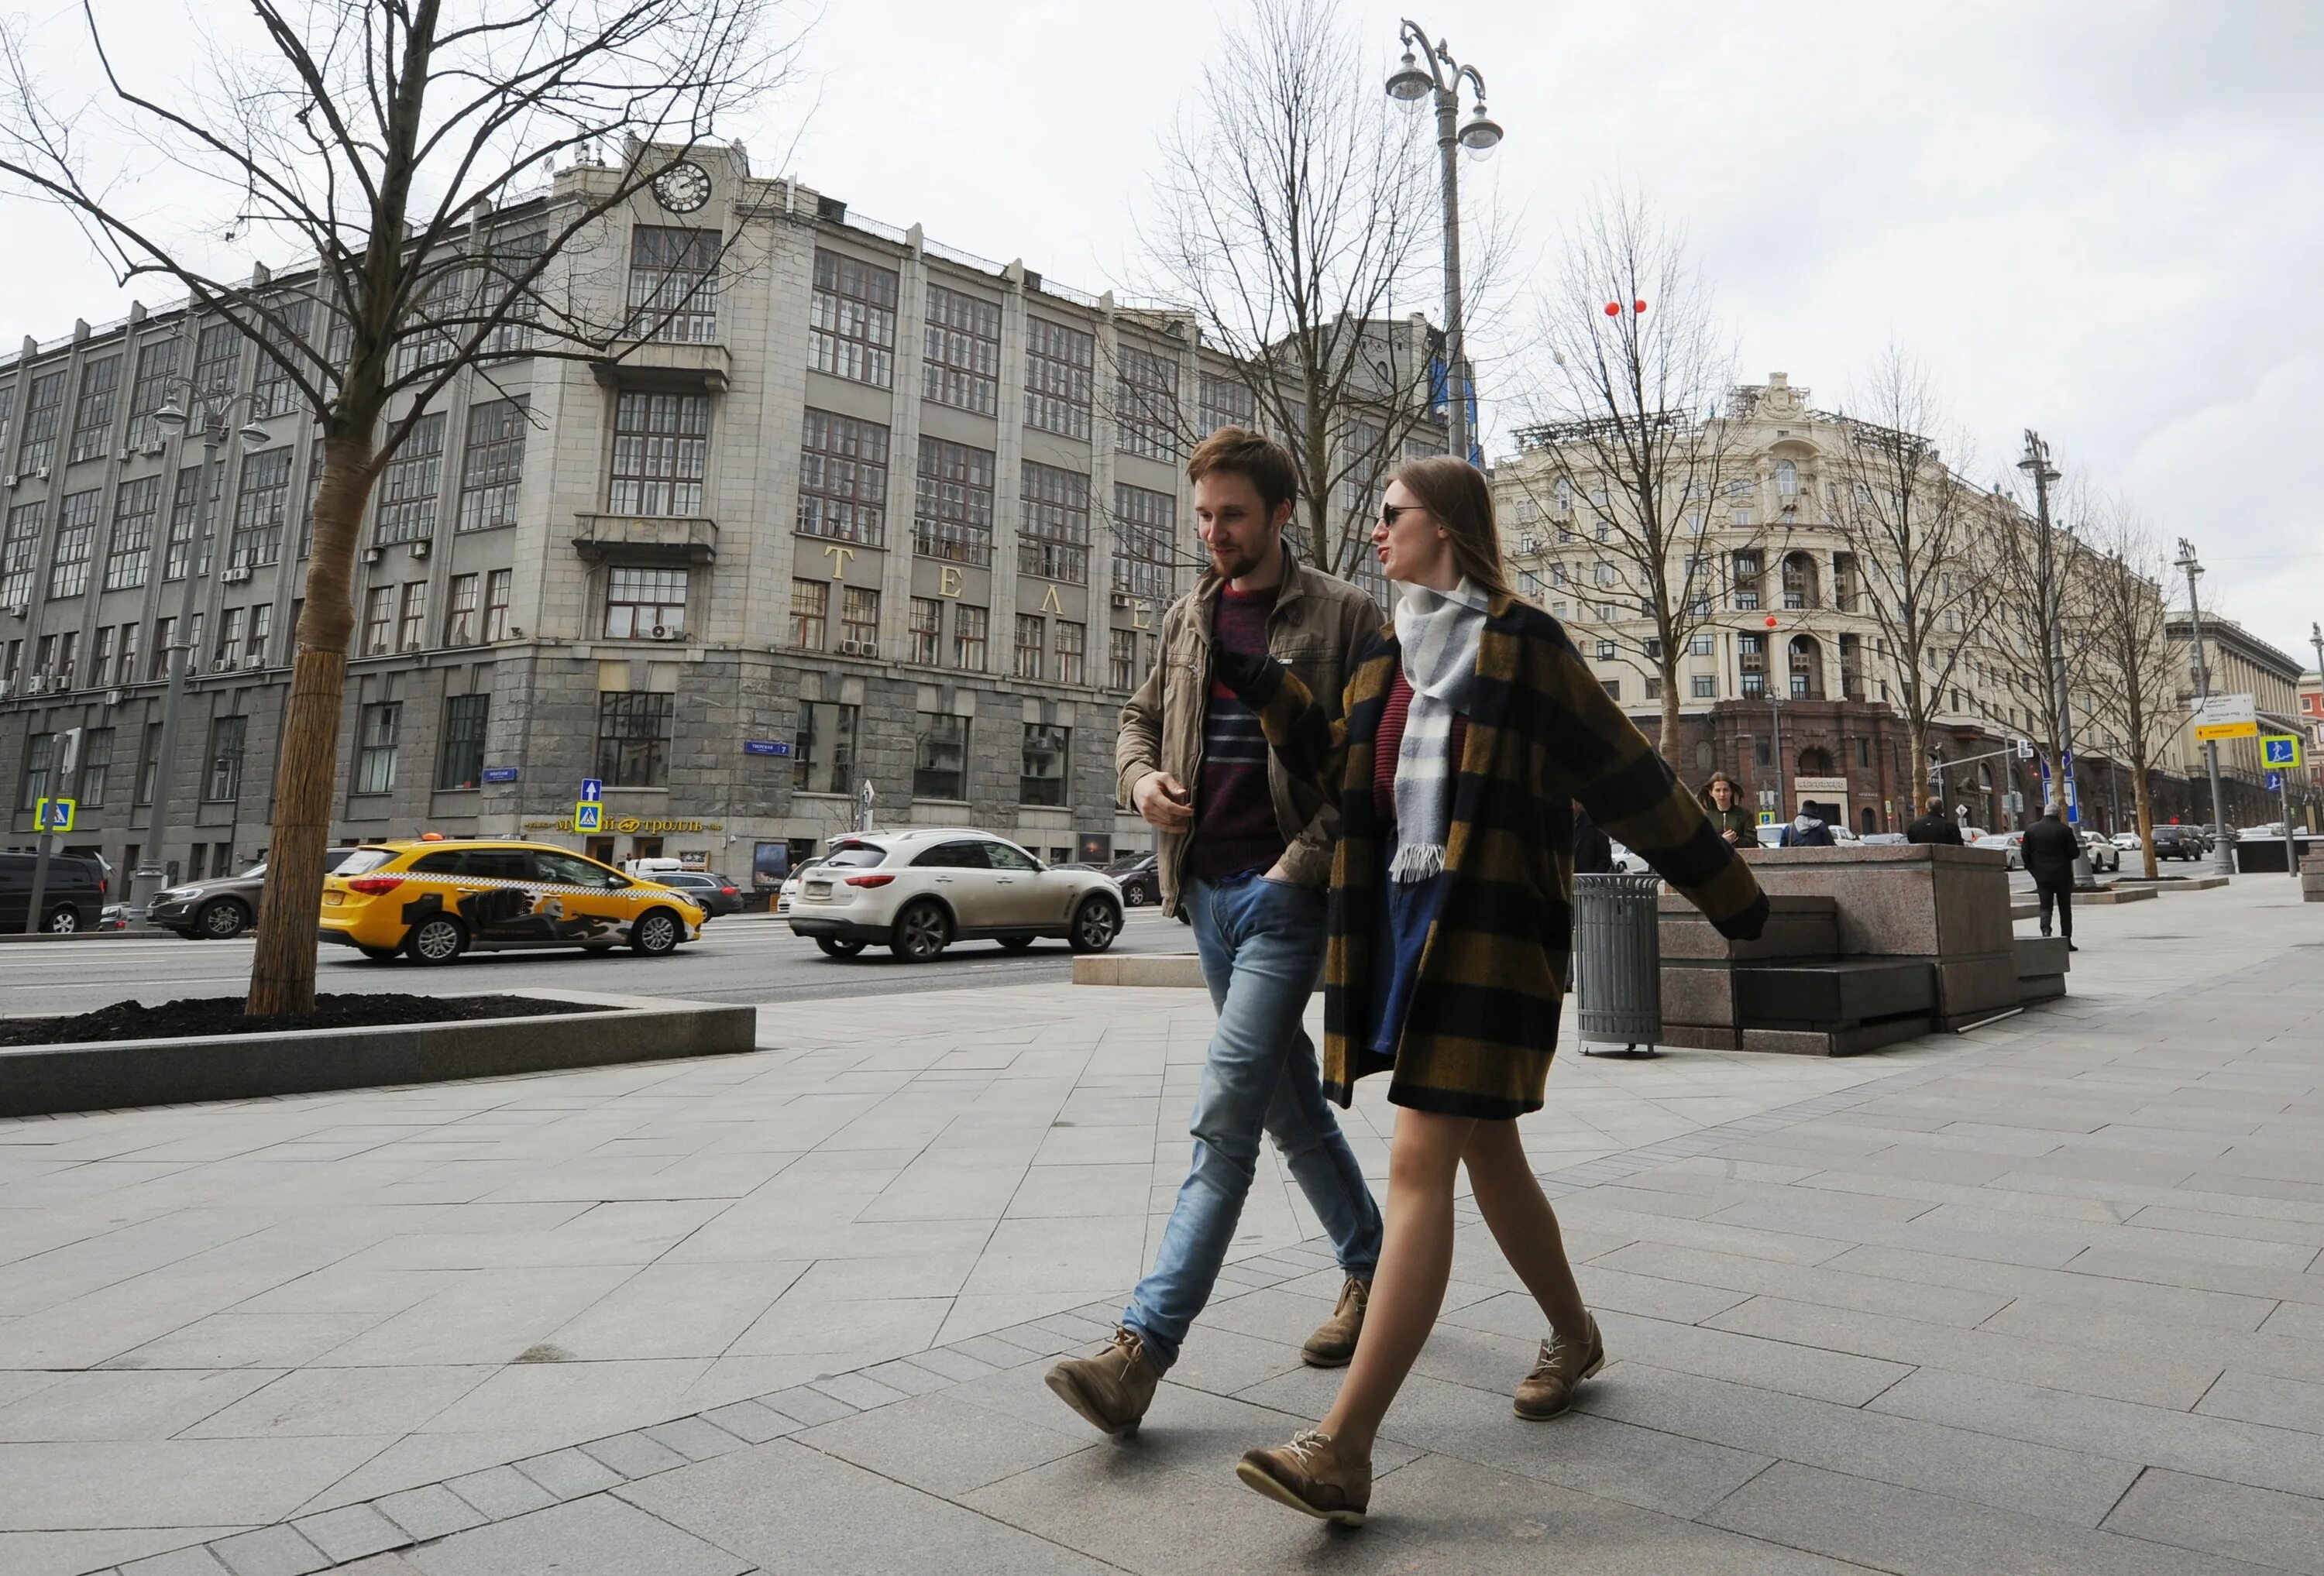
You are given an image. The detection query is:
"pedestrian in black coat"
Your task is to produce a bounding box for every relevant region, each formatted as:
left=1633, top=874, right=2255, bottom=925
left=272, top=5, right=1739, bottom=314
left=1571, top=804, right=1614, bottom=875
left=1905, top=797, right=1965, bottom=846
left=2020, top=804, right=2082, bottom=949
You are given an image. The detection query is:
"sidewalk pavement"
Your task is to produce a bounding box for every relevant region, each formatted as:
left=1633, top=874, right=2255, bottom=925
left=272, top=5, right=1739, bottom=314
left=4, top=874, right=2321, bottom=1574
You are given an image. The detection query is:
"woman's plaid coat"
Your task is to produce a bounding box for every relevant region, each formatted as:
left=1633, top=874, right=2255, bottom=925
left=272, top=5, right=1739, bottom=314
left=1219, top=593, right=1769, bottom=1119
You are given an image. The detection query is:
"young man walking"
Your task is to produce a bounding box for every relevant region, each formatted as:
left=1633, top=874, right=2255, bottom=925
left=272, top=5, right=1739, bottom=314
left=1046, top=427, right=1384, bottom=1436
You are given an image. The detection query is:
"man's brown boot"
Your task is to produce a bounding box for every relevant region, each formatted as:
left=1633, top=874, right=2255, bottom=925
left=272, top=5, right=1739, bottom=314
left=1301, top=1276, right=1369, bottom=1368
left=1043, top=1325, right=1159, bottom=1437
left=1514, top=1312, right=1604, bottom=1420
left=1236, top=1428, right=1370, bottom=1525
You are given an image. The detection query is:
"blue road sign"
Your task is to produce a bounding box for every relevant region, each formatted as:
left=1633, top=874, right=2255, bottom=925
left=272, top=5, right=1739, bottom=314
left=2267, top=771, right=2284, bottom=792
left=575, top=802, right=603, bottom=832
left=581, top=777, right=603, bottom=802
left=2262, top=735, right=2298, bottom=769
left=743, top=740, right=792, bottom=757
left=33, top=797, right=74, bottom=833
left=481, top=766, right=519, bottom=785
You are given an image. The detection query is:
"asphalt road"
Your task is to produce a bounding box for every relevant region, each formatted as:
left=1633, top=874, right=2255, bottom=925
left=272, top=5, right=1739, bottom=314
left=2, top=907, right=1196, bottom=1021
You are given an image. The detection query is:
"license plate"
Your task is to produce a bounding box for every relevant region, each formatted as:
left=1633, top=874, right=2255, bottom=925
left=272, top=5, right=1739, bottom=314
left=804, top=882, right=830, bottom=898
left=322, top=891, right=343, bottom=905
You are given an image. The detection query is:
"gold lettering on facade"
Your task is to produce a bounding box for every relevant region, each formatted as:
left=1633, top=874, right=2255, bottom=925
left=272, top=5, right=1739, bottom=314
left=939, top=565, right=964, bottom=598
left=823, top=544, right=857, bottom=580
left=1040, top=585, right=1064, bottom=614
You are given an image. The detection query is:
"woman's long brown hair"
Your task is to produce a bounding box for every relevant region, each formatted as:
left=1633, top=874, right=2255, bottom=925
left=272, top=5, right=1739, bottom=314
left=1389, top=455, right=1515, bottom=602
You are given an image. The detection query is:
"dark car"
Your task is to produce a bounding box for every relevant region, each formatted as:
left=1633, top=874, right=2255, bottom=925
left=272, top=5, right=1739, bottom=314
left=1105, top=851, right=1160, bottom=908
left=147, top=846, right=364, bottom=938
left=653, top=870, right=748, bottom=917
left=0, top=850, right=108, bottom=933
left=2147, top=826, right=2205, bottom=862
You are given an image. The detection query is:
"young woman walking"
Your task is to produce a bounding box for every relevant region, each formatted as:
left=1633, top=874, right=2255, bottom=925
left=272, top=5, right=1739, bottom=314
left=1214, top=458, right=1768, bottom=1526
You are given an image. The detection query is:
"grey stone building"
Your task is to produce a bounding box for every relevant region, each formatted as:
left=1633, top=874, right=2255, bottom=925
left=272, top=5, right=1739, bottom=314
left=1, top=145, right=1439, bottom=892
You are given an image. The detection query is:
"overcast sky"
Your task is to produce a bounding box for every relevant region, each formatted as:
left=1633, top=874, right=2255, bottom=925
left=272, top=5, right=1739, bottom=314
left=9, top=0, right=2319, bottom=670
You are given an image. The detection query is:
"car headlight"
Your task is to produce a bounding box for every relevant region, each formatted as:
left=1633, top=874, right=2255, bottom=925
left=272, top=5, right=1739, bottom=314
left=162, top=886, right=203, bottom=901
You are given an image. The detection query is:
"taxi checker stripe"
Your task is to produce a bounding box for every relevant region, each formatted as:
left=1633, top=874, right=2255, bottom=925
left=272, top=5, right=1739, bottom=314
left=349, top=873, right=677, bottom=901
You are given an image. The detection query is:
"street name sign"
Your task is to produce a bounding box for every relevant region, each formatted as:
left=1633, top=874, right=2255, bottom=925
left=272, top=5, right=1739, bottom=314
left=743, top=740, right=792, bottom=757
left=480, top=766, right=519, bottom=785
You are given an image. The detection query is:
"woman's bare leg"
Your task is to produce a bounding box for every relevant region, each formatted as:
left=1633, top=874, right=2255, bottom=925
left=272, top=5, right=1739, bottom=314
left=1463, top=1118, right=1590, bottom=1337
left=1316, top=1107, right=1473, bottom=1459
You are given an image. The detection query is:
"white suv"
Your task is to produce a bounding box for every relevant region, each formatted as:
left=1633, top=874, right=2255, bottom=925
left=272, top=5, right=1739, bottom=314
left=787, top=828, right=1125, bottom=963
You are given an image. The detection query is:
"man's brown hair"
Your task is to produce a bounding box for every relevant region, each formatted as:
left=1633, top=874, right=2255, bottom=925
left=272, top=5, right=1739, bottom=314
left=1923, top=796, right=1943, bottom=815
left=1188, top=425, right=1301, bottom=518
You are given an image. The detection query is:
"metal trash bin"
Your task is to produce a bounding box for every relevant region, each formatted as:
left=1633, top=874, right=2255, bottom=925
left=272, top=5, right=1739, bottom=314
left=1571, top=873, right=1663, bottom=1057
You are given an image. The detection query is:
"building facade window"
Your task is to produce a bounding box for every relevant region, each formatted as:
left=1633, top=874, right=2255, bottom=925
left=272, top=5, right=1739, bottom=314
left=1109, top=627, right=1140, bottom=690
left=796, top=409, right=889, bottom=546
left=595, top=692, right=673, bottom=786
left=1115, top=345, right=1179, bottom=461
left=809, top=249, right=898, bottom=386
left=789, top=578, right=827, bottom=650
left=394, top=267, right=465, bottom=376
left=373, top=412, right=446, bottom=544
left=456, top=397, right=526, bottom=532
left=445, top=572, right=479, bottom=645
left=251, top=300, right=311, bottom=419
left=150, top=618, right=174, bottom=681
left=362, top=584, right=395, bottom=655
left=1602, top=678, right=1621, bottom=702
left=19, top=732, right=54, bottom=809
left=47, top=489, right=99, bottom=598
left=164, top=466, right=204, bottom=580
left=67, top=355, right=121, bottom=464
left=90, top=624, right=116, bottom=688
left=191, top=322, right=239, bottom=397
left=125, top=339, right=180, bottom=449
left=604, top=565, right=687, bottom=639
left=482, top=568, right=512, bottom=640
left=229, top=446, right=293, bottom=567
left=1689, top=632, right=1716, bottom=657
left=1198, top=373, right=1255, bottom=434
left=214, top=607, right=245, bottom=665
left=1738, top=631, right=1766, bottom=698
left=913, top=713, right=970, bottom=800
left=923, top=283, right=1000, bottom=414
left=628, top=225, right=720, bottom=344
left=793, top=699, right=858, bottom=794
left=1112, top=482, right=1175, bottom=601
left=1054, top=619, right=1085, bottom=686
left=913, top=435, right=995, bottom=565
left=1019, top=461, right=1090, bottom=582
left=17, top=369, right=66, bottom=472
left=0, top=502, right=37, bottom=607
left=1014, top=613, right=1045, bottom=681
left=908, top=596, right=941, bottom=664
left=951, top=603, right=988, bottom=671
left=246, top=603, right=272, bottom=662
left=134, top=719, right=162, bottom=802
left=105, top=474, right=160, bottom=590
left=76, top=726, right=113, bottom=809
left=482, top=227, right=547, bottom=352
left=1025, top=317, right=1094, bottom=439
left=1691, top=673, right=1717, bottom=699
left=1775, top=458, right=1799, bottom=496
left=203, top=714, right=246, bottom=801
left=437, top=693, right=489, bottom=790
left=354, top=701, right=400, bottom=794
left=1021, top=723, right=1069, bottom=805
left=397, top=582, right=427, bottom=651
left=607, top=391, right=708, bottom=517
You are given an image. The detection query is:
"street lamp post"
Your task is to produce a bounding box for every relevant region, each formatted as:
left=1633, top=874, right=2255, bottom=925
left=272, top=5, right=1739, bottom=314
left=2018, top=431, right=2094, bottom=887
left=125, top=386, right=270, bottom=919
left=2310, top=621, right=2322, bottom=833
left=1387, top=20, right=1501, bottom=464
left=2174, top=538, right=2236, bottom=877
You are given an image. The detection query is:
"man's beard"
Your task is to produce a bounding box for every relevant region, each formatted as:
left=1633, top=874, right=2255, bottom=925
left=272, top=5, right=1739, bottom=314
left=1209, top=541, right=1263, bottom=579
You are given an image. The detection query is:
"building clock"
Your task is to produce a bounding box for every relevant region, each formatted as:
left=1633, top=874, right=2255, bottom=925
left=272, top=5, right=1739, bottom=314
left=651, top=160, right=712, bottom=214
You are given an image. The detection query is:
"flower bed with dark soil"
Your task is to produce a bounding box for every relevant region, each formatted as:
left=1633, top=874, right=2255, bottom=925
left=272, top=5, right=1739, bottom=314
left=0, top=993, right=611, bottom=1048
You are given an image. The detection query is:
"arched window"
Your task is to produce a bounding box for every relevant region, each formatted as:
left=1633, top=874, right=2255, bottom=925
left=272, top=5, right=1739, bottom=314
left=1554, top=477, right=1573, bottom=513
left=1775, top=459, right=1799, bottom=496
left=1798, top=746, right=1834, bottom=776
left=1781, top=551, right=1820, bottom=610
left=1859, top=805, right=1876, bottom=833
left=1694, top=741, right=1714, bottom=773
left=1789, top=635, right=1824, bottom=700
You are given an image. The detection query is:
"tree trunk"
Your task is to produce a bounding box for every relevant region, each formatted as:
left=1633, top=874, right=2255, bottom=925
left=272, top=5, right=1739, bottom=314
left=1658, top=657, right=1683, bottom=765
left=2133, top=772, right=2157, bottom=881
left=247, top=431, right=376, bottom=1015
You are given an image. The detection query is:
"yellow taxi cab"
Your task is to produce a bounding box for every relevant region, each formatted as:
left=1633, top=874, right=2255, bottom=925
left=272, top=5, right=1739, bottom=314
left=318, top=837, right=707, bottom=964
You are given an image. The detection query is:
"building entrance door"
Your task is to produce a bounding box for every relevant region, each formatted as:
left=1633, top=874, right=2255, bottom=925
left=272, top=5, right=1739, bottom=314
left=630, top=836, right=664, bottom=863
left=586, top=836, right=616, bottom=864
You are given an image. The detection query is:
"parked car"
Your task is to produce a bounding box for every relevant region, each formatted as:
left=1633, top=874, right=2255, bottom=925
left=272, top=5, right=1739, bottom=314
left=146, top=846, right=365, bottom=939
left=1605, top=840, right=1652, bottom=874
left=318, top=839, right=705, bottom=963
left=0, top=850, right=108, bottom=932
left=2147, top=826, right=2205, bottom=861
left=651, top=869, right=748, bottom=916
left=1860, top=832, right=1910, bottom=846
left=2236, top=822, right=2286, bottom=841
left=2078, top=832, right=2120, bottom=874
left=1105, top=851, right=1160, bottom=907
left=2110, top=830, right=2143, bottom=851
left=776, top=857, right=824, bottom=915
left=788, top=828, right=1123, bottom=962
left=1971, top=831, right=2024, bottom=869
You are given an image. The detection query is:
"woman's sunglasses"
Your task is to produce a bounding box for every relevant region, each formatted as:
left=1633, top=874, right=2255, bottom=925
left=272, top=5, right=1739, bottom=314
left=1377, top=502, right=1427, bottom=527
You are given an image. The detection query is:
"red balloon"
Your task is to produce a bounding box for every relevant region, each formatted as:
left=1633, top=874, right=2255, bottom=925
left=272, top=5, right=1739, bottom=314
left=1763, top=616, right=1779, bottom=628
left=1634, top=299, right=1648, bottom=314
left=1604, top=302, right=1621, bottom=317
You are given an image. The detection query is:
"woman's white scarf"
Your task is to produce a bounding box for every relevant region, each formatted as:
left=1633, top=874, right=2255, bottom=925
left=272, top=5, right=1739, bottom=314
left=1388, top=579, right=1490, bottom=883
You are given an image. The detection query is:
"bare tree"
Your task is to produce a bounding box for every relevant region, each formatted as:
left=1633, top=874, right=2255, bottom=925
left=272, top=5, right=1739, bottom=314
left=2079, top=502, right=2181, bottom=877
left=1975, top=474, right=2099, bottom=802
left=1824, top=347, right=1996, bottom=791
left=2, top=0, right=792, bottom=1013
left=1132, top=0, right=1452, bottom=583
left=1506, top=188, right=1752, bottom=757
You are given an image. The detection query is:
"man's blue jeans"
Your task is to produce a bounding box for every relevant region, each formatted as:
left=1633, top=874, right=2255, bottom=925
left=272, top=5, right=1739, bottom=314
left=1122, top=870, right=1383, bottom=1372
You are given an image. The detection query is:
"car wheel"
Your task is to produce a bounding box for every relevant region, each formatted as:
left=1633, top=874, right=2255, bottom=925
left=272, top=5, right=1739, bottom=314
left=999, top=935, right=1037, bottom=952
left=404, top=915, right=468, bottom=964
left=631, top=908, right=682, bottom=956
left=1069, top=895, right=1121, bottom=954
left=1122, top=882, right=1147, bottom=908
left=42, top=905, right=80, bottom=935
left=815, top=936, right=866, bottom=959
left=889, top=899, right=951, bottom=963
left=356, top=944, right=401, bottom=962
left=195, top=898, right=251, bottom=939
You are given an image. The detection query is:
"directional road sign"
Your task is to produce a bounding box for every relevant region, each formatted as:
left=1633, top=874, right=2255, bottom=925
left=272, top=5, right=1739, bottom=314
left=2192, top=693, right=2260, bottom=743
left=33, top=797, right=74, bottom=833
left=2266, top=771, right=2284, bottom=793
left=574, top=802, right=604, bottom=832
left=580, top=778, right=603, bottom=802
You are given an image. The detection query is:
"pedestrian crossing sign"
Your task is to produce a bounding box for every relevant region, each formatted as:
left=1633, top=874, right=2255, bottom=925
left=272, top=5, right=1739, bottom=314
left=2260, top=733, right=2302, bottom=771
left=33, top=796, right=74, bottom=833
left=574, top=801, right=603, bottom=832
